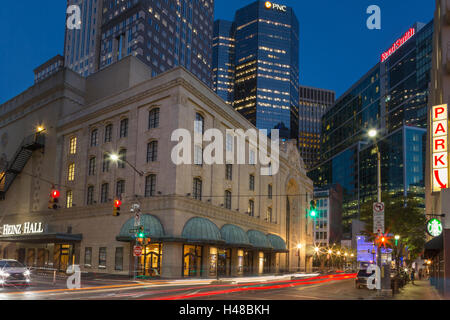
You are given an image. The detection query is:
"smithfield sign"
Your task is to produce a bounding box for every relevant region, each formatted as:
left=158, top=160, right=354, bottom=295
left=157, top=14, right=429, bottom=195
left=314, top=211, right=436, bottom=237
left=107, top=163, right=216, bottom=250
left=381, top=27, right=415, bottom=63
left=432, top=104, right=449, bottom=192
left=1, top=222, right=45, bottom=236
left=264, top=1, right=287, bottom=12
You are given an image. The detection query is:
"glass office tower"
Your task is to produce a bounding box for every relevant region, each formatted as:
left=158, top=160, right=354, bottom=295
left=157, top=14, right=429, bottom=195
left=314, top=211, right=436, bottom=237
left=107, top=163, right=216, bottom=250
left=309, top=21, right=433, bottom=239
left=99, top=0, right=214, bottom=87
left=212, top=1, right=299, bottom=139
left=212, top=20, right=236, bottom=104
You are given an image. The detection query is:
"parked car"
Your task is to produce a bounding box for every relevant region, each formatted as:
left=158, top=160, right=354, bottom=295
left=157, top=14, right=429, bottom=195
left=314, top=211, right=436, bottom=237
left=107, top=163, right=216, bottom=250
left=355, top=268, right=375, bottom=289
left=0, top=260, right=31, bottom=287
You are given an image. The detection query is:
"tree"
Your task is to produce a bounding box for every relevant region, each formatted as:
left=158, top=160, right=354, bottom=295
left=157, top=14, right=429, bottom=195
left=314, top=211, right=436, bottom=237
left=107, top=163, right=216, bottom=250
left=359, top=192, right=427, bottom=263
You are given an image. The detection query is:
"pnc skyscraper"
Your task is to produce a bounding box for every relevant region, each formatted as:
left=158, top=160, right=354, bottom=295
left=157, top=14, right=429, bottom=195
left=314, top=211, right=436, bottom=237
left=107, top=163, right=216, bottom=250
left=212, top=1, right=300, bottom=140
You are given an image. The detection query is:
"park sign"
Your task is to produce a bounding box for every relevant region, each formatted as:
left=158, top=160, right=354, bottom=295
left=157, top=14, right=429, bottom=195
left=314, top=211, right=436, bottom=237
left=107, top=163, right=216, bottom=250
left=427, top=219, right=443, bottom=237
left=432, top=104, right=449, bottom=192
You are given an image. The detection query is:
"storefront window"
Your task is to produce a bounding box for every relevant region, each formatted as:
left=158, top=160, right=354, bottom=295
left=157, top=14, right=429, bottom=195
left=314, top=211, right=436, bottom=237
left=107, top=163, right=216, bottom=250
left=209, top=247, right=217, bottom=277
left=237, top=250, right=244, bottom=275
left=217, top=249, right=231, bottom=277
left=115, top=247, right=123, bottom=271
left=138, top=244, right=162, bottom=277
left=244, top=250, right=253, bottom=275
left=258, top=252, right=264, bottom=274
left=99, top=247, right=107, bottom=269
left=183, top=245, right=203, bottom=277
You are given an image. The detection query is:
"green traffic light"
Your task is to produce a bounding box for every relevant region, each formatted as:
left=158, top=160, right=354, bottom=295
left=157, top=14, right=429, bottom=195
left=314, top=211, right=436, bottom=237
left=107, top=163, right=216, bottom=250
left=138, top=232, right=144, bottom=238
left=310, top=209, right=317, bottom=218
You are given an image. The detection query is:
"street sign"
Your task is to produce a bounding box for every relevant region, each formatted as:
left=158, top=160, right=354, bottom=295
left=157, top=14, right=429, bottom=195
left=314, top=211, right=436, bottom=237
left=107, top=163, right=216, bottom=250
left=132, top=203, right=141, bottom=227
left=129, top=228, right=138, bottom=234
left=373, top=202, right=385, bottom=234
left=133, top=245, right=143, bottom=257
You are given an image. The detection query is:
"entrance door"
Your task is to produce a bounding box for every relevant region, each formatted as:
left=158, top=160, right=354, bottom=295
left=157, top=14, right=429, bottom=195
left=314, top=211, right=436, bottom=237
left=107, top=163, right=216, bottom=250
left=243, top=251, right=254, bottom=275
left=183, top=245, right=203, bottom=277
left=17, top=248, right=25, bottom=264
left=26, top=249, right=35, bottom=267
left=138, top=244, right=162, bottom=277
left=54, top=244, right=71, bottom=272
left=217, top=249, right=231, bottom=277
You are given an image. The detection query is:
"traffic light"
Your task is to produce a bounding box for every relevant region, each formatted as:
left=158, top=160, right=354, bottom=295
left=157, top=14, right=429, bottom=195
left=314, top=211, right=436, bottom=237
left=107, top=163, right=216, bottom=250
left=113, top=199, right=122, bottom=216
left=138, top=225, right=145, bottom=238
left=309, top=200, right=317, bottom=218
left=48, top=187, right=60, bottom=210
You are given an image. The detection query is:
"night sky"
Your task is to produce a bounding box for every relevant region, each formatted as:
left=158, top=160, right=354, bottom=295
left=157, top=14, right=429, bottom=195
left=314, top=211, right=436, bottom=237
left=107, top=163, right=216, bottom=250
left=0, top=0, right=435, bottom=104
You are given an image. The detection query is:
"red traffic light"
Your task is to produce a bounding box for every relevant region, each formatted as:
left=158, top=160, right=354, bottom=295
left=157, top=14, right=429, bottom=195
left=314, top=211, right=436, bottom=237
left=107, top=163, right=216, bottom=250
left=114, top=199, right=122, bottom=208
left=51, top=189, right=60, bottom=199
left=381, top=237, right=386, bottom=243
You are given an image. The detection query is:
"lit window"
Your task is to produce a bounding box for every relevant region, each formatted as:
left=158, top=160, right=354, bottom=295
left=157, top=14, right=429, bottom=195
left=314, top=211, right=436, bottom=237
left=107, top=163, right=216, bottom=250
left=66, top=190, right=73, bottom=208
left=68, top=163, right=75, bottom=181
left=69, top=137, right=77, bottom=154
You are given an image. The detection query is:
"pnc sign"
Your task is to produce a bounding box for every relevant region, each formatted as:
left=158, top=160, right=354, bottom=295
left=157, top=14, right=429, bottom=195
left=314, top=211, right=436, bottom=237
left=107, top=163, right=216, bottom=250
left=432, top=104, right=449, bottom=192
left=264, top=1, right=287, bottom=12
left=381, top=27, right=415, bottom=63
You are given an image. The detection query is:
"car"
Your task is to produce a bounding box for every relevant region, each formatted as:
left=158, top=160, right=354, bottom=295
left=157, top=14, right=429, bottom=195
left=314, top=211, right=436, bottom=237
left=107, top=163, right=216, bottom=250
left=355, top=268, right=375, bottom=289
left=0, top=260, right=31, bottom=287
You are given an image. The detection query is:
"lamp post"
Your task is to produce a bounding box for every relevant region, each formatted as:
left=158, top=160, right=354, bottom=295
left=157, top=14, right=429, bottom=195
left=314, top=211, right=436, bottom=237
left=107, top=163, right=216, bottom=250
left=369, top=129, right=383, bottom=291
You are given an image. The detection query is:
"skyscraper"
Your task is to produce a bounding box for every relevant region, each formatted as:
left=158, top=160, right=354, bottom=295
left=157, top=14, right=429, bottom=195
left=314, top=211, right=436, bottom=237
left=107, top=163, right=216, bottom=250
left=212, top=1, right=300, bottom=140
left=298, top=86, right=335, bottom=170
left=99, top=0, right=214, bottom=87
left=64, top=0, right=215, bottom=87
left=309, top=21, right=433, bottom=239
left=64, top=0, right=104, bottom=77
left=212, top=20, right=235, bottom=104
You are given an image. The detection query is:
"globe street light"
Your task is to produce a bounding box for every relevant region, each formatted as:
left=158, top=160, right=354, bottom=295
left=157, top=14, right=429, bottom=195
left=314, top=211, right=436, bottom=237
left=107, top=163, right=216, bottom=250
left=368, top=129, right=378, bottom=138
left=109, top=153, right=144, bottom=176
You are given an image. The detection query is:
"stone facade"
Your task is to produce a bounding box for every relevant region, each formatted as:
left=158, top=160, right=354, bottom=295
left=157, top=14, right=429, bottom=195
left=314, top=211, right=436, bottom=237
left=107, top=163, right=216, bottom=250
left=0, top=56, right=313, bottom=278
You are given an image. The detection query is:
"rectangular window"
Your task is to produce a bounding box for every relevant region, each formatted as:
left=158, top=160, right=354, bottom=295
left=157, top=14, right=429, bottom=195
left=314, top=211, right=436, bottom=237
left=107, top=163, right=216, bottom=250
left=193, top=178, right=202, bottom=200
left=104, top=124, right=113, bottom=142
left=249, top=150, right=256, bottom=165
left=115, top=247, right=123, bottom=271
left=268, top=185, right=272, bottom=199
left=69, top=137, right=77, bottom=154
left=103, top=154, right=110, bottom=172
left=116, top=180, right=125, bottom=198
left=248, top=200, right=254, bottom=217
left=118, top=149, right=126, bottom=169
left=68, top=163, right=75, bottom=181
left=149, top=108, right=160, bottom=129
left=101, top=183, right=109, bottom=203
left=84, top=247, right=92, bottom=267
left=249, top=175, right=255, bottom=191
left=225, top=190, right=232, bottom=210
left=99, top=247, right=107, bottom=268
left=88, top=157, right=96, bottom=176
left=120, top=119, right=128, bottom=138
left=145, top=175, right=156, bottom=197
left=147, top=141, right=158, bottom=162
left=66, top=190, right=73, bottom=208
left=87, top=186, right=94, bottom=205
left=90, top=129, right=98, bottom=147
left=194, top=145, right=203, bottom=166
left=225, top=164, right=232, bottom=180
left=267, top=207, right=272, bottom=222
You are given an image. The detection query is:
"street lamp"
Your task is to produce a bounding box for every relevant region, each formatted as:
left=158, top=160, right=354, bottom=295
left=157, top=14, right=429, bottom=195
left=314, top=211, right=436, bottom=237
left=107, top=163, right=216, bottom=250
left=109, top=153, right=144, bottom=176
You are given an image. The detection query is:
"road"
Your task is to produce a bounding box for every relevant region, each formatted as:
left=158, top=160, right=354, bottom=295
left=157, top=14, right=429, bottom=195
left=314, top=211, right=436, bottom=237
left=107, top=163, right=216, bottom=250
left=0, top=272, right=384, bottom=300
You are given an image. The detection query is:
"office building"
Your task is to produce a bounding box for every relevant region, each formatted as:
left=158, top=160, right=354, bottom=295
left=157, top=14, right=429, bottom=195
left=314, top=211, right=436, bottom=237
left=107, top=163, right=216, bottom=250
left=299, top=86, right=335, bottom=170
left=99, top=0, right=214, bottom=87
left=212, top=20, right=235, bottom=104
left=313, top=185, right=343, bottom=246
left=64, top=0, right=104, bottom=77
left=212, top=1, right=300, bottom=140
left=309, top=21, right=433, bottom=239
left=0, top=56, right=315, bottom=278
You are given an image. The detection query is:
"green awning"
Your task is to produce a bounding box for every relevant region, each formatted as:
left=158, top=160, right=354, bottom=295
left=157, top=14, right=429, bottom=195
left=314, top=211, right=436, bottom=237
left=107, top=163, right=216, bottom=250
left=116, top=214, right=165, bottom=242
left=220, top=224, right=251, bottom=248
left=267, top=234, right=288, bottom=252
left=182, top=217, right=224, bottom=245
left=247, top=230, right=273, bottom=250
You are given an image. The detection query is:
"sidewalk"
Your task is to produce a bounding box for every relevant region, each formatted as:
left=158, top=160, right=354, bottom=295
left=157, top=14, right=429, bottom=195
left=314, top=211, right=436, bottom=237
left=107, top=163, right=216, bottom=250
left=393, top=280, right=443, bottom=300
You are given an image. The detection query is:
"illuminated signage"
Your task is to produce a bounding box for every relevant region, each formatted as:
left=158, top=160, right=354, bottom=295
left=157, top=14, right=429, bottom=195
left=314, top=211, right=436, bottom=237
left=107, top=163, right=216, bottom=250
left=427, top=219, right=443, bottom=237
left=264, top=1, right=287, bottom=12
left=381, top=27, right=415, bottom=63
left=432, top=104, right=449, bottom=192
left=1, top=222, right=44, bottom=236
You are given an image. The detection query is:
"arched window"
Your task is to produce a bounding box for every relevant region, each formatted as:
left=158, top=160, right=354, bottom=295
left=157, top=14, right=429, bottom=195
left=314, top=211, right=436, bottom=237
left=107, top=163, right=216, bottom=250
left=90, top=129, right=98, bottom=147
left=104, top=124, right=113, bottom=143
left=118, top=149, right=127, bottom=169
left=88, top=157, right=96, bottom=176
left=248, top=200, right=255, bottom=217
left=148, top=108, right=160, bottom=129
left=87, top=186, right=94, bottom=205
left=120, top=118, right=128, bottom=138
left=116, top=180, right=125, bottom=198
left=100, top=183, right=109, bottom=203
